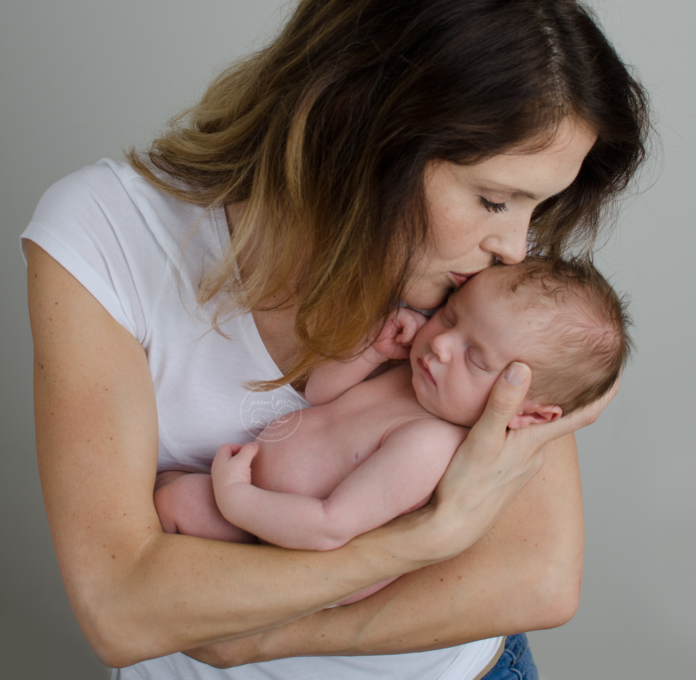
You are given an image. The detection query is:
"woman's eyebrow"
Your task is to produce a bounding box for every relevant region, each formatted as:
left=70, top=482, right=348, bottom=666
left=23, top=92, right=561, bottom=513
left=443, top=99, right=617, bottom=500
left=478, top=181, right=540, bottom=201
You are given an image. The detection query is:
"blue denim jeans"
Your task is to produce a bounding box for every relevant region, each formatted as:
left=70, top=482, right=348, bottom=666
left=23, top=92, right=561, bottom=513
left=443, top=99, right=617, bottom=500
left=480, top=634, right=539, bottom=680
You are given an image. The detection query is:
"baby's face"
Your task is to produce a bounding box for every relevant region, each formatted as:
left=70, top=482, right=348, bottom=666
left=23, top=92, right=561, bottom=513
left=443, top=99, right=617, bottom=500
left=409, top=267, right=547, bottom=427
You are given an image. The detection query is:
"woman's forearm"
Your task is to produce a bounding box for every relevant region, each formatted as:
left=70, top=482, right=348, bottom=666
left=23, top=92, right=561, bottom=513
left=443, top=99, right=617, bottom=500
left=100, top=532, right=416, bottom=665
left=188, top=435, right=583, bottom=668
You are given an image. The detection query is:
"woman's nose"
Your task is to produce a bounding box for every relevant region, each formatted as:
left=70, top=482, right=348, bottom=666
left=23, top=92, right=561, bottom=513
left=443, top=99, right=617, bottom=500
left=481, top=218, right=530, bottom=265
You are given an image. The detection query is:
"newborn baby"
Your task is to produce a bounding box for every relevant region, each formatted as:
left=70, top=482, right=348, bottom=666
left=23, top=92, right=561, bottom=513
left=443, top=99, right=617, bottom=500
left=155, top=257, right=631, bottom=602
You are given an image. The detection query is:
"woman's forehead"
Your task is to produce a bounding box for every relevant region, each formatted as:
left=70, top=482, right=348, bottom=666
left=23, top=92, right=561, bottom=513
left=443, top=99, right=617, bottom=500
left=460, top=120, right=597, bottom=201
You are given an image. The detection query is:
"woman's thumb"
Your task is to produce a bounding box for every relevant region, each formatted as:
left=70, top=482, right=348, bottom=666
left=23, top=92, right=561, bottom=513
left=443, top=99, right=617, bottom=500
left=476, top=362, right=532, bottom=434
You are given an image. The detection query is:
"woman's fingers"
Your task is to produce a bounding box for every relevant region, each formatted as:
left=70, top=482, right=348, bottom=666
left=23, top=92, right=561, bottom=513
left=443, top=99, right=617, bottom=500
left=434, top=363, right=532, bottom=506
left=469, top=362, right=532, bottom=444
left=427, top=363, right=617, bottom=560
left=431, top=363, right=534, bottom=525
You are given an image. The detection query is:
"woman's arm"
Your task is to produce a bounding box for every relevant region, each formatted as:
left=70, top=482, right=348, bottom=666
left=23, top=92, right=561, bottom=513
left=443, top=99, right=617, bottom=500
left=30, top=242, right=599, bottom=668
left=27, top=244, right=434, bottom=667
left=188, top=433, right=583, bottom=668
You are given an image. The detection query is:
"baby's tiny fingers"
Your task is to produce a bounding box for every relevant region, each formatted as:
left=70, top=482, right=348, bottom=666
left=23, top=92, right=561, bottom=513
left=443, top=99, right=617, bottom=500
left=215, top=443, right=237, bottom=460
left=212, top=443, right=251, bottom=475
left=232, top=443, right=259, bottom=465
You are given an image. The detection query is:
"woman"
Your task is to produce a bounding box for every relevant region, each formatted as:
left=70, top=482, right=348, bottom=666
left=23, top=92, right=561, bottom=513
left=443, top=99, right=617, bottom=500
left=24, top=1, right=649, bottom=678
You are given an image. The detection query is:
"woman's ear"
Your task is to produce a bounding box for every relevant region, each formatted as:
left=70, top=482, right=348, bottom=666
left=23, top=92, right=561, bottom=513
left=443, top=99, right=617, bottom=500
left=507, top=403, right=563, bottom=430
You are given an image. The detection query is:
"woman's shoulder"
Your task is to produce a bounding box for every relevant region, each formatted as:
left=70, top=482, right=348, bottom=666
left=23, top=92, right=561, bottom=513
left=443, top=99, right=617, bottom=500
left=24, top=157, right=228, bottom=270
left=32, top=158, right=145, bottom=219
left=30, top=159, right=210, bottom=240
left=21, top=159, right=228, bottom=342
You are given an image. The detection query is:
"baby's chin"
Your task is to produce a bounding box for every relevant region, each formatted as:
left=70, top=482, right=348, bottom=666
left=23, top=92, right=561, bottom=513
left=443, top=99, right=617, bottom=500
left=413, top=389, right=477, bottom=428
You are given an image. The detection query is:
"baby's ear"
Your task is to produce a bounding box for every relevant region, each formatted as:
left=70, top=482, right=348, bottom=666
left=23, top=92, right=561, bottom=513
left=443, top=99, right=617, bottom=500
left=507, top=403, right=563, bottom=430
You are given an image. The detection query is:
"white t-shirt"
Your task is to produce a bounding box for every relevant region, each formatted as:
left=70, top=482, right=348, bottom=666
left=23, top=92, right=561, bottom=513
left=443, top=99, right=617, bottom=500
left=21, top=158, right=502, bottom=680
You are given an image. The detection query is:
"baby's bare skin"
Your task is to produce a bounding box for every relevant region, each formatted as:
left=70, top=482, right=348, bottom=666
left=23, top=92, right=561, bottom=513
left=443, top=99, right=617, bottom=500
left=156, top=362, right=466, bottom=604
left=252, top=363, right=463, bottom=502
left=157, top=362, right=465, bottom=546
left=156, top=267, right=571, bottom=604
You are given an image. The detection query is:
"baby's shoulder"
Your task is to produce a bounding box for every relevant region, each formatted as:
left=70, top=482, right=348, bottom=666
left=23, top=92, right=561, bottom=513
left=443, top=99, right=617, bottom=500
left=385, top=415, right=469, bottom=458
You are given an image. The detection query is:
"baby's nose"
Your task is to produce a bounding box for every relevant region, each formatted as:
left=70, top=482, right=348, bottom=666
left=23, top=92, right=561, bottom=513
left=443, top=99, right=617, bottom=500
left=430, top=333, right=452, bottom=362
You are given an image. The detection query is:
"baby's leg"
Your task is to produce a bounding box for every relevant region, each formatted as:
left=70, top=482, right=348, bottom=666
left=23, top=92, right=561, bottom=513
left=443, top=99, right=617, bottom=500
left=154, top=472, right=257, bottom=543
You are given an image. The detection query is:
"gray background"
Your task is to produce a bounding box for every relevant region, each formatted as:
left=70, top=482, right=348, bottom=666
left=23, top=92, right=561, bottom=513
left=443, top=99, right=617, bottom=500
left=1, top=1, right=693, bottom=678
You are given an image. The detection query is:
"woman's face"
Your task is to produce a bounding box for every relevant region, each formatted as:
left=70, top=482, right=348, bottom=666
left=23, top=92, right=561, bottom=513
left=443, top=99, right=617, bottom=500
left=402, top=119, right=597, bottom=310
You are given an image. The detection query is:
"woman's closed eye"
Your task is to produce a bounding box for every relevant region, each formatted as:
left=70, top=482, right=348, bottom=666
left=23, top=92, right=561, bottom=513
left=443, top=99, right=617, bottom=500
left=479, top=196, right=508, bottom=214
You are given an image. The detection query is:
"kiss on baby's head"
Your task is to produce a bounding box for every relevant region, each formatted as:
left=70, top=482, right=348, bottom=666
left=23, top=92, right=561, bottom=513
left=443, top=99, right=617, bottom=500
left=408, top=256, right=632, bottom=429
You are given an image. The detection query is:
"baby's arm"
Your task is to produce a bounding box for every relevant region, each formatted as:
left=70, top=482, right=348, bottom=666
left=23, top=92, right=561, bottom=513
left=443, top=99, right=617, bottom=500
left=211, top=420, right=465, bottom=551
left=305, top=308, right=427, bottom=405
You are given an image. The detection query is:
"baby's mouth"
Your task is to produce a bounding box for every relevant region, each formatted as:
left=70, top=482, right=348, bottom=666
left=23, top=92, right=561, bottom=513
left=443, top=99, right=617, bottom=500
left=418, top=358, right=436, bottom=386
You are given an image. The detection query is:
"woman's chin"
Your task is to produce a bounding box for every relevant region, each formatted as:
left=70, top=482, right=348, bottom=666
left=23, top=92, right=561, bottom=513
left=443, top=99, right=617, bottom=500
left=401, top=288, right=450, bottom=313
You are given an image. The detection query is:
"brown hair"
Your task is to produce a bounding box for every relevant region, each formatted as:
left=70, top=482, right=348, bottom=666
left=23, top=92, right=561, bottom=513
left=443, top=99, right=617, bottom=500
left=128, top=0, right=651, bottom=390
left=499, top=257, right=633, bottom=415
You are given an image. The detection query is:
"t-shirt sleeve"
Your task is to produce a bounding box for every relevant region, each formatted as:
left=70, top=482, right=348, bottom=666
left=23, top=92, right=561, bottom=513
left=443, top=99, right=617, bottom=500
left=20, top=160, right=168, bottom=343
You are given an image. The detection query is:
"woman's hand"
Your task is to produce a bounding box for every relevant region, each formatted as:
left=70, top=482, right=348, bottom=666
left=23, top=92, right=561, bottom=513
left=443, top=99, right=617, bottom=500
left=423, top=361, right=619, bottom=562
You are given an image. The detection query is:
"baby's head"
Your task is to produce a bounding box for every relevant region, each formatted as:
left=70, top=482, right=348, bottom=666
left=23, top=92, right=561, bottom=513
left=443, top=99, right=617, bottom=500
left=409, top=257, right=632, bottom=428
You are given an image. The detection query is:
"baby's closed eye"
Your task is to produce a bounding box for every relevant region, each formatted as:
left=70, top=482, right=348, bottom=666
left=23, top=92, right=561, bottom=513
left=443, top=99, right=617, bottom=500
left=465, top=347, right=489, bottom=371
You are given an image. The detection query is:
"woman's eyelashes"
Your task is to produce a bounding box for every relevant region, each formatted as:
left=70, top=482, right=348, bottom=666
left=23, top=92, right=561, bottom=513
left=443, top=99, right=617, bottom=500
left=479, top=196, right=508, bottom=214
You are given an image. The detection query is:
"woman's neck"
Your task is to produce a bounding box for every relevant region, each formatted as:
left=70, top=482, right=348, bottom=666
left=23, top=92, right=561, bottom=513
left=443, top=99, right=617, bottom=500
left=225, top=202, right=303, bottom=383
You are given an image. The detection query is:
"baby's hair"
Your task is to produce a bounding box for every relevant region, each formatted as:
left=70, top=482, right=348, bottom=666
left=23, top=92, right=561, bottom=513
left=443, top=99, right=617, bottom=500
left=497, top=257, right=633, bottom=415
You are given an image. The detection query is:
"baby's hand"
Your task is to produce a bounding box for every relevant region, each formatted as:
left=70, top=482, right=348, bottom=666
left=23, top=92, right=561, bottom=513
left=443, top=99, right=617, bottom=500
left=371, top=308, right=428, bottom=361
left=211, top=443, right=259, bottom=488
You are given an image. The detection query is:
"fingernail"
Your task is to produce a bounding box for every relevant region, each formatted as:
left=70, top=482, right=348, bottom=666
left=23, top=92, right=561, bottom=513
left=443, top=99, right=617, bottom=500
left=504, top=362, right=529, bottom=386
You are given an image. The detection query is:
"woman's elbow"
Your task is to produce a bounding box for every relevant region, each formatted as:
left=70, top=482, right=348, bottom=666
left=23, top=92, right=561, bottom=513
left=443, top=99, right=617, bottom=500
left=71, top=580, right=163, bottom=668
left=528, top=563, right=583, bottom=629
left=73, top=594, right=144, bottom=668
left=67, top=540, right=166, bottom=667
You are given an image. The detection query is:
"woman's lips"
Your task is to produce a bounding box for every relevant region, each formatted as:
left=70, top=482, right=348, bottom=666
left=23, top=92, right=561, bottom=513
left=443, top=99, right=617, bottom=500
left=418, top=358, right=436, bottom=385
left=449, top=270, right=481, bottom=288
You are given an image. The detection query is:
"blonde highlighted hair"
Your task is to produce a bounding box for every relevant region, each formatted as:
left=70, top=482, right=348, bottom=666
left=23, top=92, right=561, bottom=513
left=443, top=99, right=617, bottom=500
left=128, top=0, right=650, bottom=390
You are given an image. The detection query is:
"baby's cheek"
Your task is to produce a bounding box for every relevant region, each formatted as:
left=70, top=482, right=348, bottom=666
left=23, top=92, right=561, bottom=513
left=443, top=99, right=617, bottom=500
left=462, top=379, right=495, bottom=426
